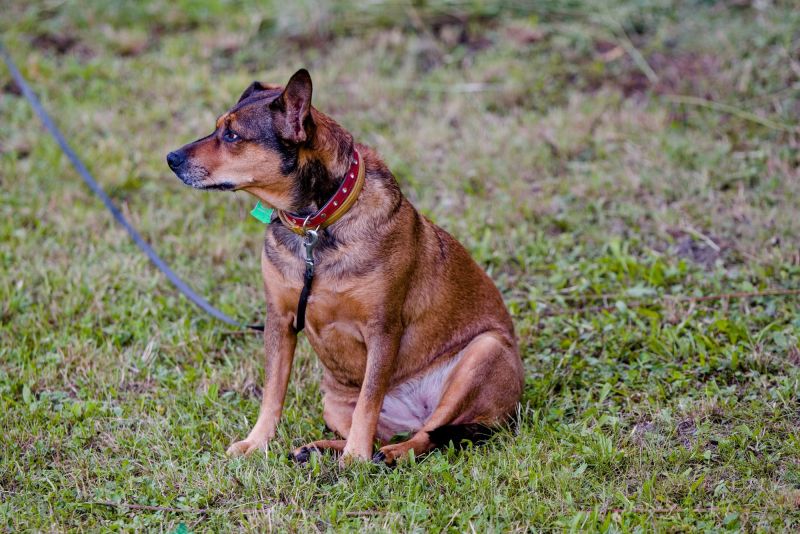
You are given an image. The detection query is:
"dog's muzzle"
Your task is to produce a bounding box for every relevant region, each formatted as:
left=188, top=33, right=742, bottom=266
left=166, top=150, right=186, bottom=170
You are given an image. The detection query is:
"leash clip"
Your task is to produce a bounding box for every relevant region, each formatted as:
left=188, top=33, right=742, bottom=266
left=303, top=229, right=319, bottom=275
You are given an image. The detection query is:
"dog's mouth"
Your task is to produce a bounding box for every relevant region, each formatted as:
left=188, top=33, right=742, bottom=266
left=199, top=182, right=236, bottom=191
left=172, top=167, right=235, bottom=191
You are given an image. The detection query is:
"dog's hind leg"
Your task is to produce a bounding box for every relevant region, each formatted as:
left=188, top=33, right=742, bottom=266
left=373, top=332, right=522, bottom=466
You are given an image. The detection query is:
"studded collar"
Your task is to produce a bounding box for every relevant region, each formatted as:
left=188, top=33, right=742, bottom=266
left=277, top=149, right=365, bottom=235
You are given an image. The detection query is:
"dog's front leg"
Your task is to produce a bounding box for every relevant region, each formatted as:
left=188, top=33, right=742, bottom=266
left=227, top=313, right=297, bottom=456
left=341, top=324, right=400, bottom=465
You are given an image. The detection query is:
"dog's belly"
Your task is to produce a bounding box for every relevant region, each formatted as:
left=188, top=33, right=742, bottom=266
left=376, top=353, right=462, bottom=440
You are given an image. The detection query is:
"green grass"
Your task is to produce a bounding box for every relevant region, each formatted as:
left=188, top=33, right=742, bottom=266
left=2, top=0, right=799, bottom=531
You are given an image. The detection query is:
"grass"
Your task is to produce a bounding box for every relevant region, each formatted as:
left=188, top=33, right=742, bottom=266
left=1, top=0, right=799, bottom=531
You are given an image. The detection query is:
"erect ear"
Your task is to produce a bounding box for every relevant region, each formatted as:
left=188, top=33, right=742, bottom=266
left=270, top=69, right=313, bottom=144
left=238, top=81, right=267, bottom=103
left=237, top=81, right=283, bottom=103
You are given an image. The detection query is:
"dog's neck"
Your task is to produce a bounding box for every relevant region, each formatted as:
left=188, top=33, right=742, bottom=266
left=271, top=112, right=403, bottom=253
left=291, top=110, right=354, bottom=215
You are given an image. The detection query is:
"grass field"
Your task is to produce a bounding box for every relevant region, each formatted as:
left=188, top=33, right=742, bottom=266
left=2, top=0, right=799, bottom=531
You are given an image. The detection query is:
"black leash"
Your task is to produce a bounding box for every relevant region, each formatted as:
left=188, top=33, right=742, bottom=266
left=0, top=43, right=263, bottom=332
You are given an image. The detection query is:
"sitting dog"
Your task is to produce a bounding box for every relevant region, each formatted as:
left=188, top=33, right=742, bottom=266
left=167, top=69, right=523, bottom=465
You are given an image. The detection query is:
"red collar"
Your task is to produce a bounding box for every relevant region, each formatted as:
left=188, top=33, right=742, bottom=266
left=277, top=149, right=365, bottom=235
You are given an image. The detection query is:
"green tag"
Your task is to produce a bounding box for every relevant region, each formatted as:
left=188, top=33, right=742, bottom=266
left=250, top=201, right=273, bottom=223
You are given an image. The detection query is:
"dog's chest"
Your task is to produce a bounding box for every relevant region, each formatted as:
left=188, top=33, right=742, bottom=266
left=262, top=243, right=379, bottom=384
left=303, top=286, right=370, bottom=384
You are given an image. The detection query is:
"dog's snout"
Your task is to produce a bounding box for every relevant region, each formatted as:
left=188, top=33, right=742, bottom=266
left=166, top=150, right=186, bottom=170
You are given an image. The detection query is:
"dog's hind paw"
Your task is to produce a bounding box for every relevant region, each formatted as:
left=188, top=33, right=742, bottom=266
left=288, top=446, right=318, bottom=464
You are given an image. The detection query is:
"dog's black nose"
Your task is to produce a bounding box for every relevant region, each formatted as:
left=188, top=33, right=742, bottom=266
left=166, top=151, right=186, bottom=170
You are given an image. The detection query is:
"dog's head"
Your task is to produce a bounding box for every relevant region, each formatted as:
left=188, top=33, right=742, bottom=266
left=166, top=69, right=316, bottom=210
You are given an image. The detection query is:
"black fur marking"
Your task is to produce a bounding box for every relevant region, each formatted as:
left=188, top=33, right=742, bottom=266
left=435, top=226, right=448, bottom=261
left=278, top=142, right=300, bottom=177
left=386, top=194, right=403, bottom=221
left=292, top=158, right=341, bottom=212
left=427, top=424, right=495, bottom=448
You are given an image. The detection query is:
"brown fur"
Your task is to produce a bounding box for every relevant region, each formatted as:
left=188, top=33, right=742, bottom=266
left=168, top=69, right=524, bottom=465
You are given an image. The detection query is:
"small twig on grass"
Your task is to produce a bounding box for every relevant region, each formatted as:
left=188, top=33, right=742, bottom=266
left=676, top=288, right=800, bottom=303
left=87, top=501, right=208, bottom=515
left=664, top=94, right=798, bottom=133
left=345, top=510, right=387, bottom=517
left=584, top=504, right=767, bottom=515
left=218, top=329, right=259, bottom=336
left=538, top=304, right=617, bottom=318
left=610, top=21, right=658, bottom=84
left=87, top=501, right=281, bottom=516
left=681, top=225, right=721, bottom=253
left=595, top=14, right=658, bottom=84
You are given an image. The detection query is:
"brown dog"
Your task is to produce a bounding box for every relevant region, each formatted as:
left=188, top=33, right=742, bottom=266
left=167, top=69, right=523, bottom=465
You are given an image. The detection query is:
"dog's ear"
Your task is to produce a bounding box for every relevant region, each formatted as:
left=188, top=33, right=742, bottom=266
left=238, top=81, right=267, bottom=103
left=270, top=69, right=313, bottom=144
left=238, top=81, right=283, bottom=102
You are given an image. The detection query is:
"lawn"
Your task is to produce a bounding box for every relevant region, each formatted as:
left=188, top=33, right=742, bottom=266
left=1, top=0, right=799, bottom=531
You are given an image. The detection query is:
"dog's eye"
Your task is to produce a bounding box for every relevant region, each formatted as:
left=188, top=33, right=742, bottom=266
left=222, top=130, right=240, bottom=143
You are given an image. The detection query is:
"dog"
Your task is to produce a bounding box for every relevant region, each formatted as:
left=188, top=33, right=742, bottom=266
left=167, top=69, right=524, bottom=465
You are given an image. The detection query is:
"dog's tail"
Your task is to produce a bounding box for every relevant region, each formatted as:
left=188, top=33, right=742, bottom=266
left=427, top=423, right=495, bottom=448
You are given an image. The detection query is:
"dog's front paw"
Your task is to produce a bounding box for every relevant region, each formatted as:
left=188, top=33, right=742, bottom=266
left=226, top=438, right=268, bottom=457
left=339, top=444, right=373, bottom=467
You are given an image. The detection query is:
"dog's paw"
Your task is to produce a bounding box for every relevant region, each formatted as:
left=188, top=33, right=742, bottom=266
left=288, top=446, right=318, bottom=464
left=339, top=446, right=373, bottom=468
left=372, top=444, right=412, bottom=466
left=371, top=450, right=389, bottom=465
left=226, top=438, right=267, bottom=457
